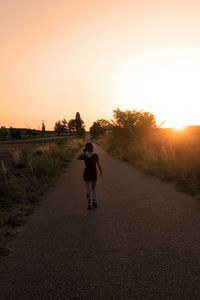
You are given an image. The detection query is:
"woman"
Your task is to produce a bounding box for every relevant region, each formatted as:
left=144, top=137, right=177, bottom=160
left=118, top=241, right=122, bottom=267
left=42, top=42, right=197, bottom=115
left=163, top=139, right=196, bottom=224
left=78, top=142, right=102, bottom=209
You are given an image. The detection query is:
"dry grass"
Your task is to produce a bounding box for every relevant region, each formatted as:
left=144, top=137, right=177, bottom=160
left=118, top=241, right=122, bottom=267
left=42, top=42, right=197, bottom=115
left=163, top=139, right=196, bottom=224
left=0, top=137, right=83, bottom=255
left=98, top=129, right=200, bottom=195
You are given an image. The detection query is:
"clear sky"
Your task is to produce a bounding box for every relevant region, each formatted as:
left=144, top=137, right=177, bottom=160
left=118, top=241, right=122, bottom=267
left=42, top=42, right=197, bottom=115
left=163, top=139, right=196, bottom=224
left=1, top=0, right=200, bottom=130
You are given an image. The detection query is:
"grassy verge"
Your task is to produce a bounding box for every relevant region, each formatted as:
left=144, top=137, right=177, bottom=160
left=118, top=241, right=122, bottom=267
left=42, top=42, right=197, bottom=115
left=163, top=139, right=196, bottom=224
left=96, top=132, right=200, bottom=196
left=0, top=138, right=83, bottom=256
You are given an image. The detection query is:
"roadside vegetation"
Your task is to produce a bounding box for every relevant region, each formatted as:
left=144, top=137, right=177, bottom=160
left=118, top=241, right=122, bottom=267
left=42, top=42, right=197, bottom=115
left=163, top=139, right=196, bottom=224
left=90, top=108, right=200, bottom=196
left=0, top=137, right=83, bottom=256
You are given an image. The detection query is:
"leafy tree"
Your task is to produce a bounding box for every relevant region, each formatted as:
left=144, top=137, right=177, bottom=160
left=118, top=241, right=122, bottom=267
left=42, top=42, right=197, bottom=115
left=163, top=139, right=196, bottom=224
left=54, top=113, right=85, bottom=135
left=111, top=108, right=157, bottom=141
left=54, top=119, right=68, bottom=134
left=62, top=119, right=68, bottom=131
left=90, top=119, right=111, bottom=138
left=112, top=108, right=141, bottom=128
left=113, top=108, right=156, bottom=129
left=68, top=119, right=76, bottom=133
left=77, top=127, right=85, bottom=136
left=74, top=112, right=85, bottom=133
left=90, top=122, right=104, bottom=138
left=97, top=119, right=111, bottom=130
left=54, top=121, right=61, bottom=133
left=137, top=111, right=157, bottom=135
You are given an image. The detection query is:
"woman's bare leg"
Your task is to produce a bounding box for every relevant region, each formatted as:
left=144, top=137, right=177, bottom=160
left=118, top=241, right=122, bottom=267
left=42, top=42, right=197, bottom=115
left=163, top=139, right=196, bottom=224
left=85, top=182, right=91, bottom=204
left=91, top=181, right=96, bottom=201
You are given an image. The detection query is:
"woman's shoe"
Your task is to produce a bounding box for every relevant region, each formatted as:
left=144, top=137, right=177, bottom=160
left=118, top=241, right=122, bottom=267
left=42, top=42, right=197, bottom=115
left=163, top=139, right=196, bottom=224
left=88, top=203, right=92, bottom=210
left=93, top=201, right=98, bottom=208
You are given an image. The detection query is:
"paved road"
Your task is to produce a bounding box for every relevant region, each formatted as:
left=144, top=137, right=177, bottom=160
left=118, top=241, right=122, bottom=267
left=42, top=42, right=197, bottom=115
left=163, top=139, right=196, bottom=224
left=0, top=144, right=199, bottom=299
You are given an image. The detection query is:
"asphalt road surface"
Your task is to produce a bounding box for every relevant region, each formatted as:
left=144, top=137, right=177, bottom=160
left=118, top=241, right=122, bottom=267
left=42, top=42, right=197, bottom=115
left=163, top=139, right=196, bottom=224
left=0, top=144, right=199, bottom=299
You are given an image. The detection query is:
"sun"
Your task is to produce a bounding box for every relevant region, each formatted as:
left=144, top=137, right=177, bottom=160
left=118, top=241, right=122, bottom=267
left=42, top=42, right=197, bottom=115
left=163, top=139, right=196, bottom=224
left=166, top=118, right=186, bottom=130
left=173, top=124, right=185, bottom=130
left=112, top=48, right=200, bottom=128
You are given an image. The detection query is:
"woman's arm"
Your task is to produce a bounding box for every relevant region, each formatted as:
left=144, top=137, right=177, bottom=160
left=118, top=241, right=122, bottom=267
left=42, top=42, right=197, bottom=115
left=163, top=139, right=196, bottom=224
left=77, top=149, right=86, bottom=160
left=97, top=161, right=102, bottom=176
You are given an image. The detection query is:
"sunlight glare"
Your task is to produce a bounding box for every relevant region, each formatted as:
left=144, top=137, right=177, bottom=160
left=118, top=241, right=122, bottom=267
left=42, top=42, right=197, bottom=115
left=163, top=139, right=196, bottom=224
left=173, top=124, right=185, bottom=130
left=112, top=48, right=200, bottom=127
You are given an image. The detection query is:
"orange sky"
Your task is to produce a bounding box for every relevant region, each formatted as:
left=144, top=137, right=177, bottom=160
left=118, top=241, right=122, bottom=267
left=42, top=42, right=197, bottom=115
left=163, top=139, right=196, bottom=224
left=1, top=0, right=200, bottom=130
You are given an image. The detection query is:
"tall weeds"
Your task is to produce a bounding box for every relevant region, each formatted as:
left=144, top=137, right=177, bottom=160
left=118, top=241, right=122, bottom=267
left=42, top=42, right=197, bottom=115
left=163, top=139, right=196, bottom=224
left=99, top=130, right=200, bottom=195
left=0, top=138, right=83, bottom=255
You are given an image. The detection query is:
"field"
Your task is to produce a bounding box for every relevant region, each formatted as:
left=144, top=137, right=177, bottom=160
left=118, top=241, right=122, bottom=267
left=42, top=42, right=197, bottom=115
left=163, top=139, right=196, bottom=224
left=0, top=135, right=73, bottom=164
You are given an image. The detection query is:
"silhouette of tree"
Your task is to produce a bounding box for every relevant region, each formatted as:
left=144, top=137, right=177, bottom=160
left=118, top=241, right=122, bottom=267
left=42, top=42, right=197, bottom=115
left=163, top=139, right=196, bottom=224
left=42, top=120, right=45, bottom=134
left=54, top=119, right=68, bottom=134
left=54, top=113, right=85, bottom=135
left=90, top=122, right=104, bottom=138
left=113, top=108, right=141, bottom=128
left=112, top=108, right=157, bottom=141
left=74, top=112, right=85, bottom=133
left=62, top=119, right=68, bottom=131
left=68, top=119, right=76, bottom=133
left=90, top=119, right=111, bottom=138
left=97, top=119, right=111, bottom=130
left=77, top=127, right=85, bottom=136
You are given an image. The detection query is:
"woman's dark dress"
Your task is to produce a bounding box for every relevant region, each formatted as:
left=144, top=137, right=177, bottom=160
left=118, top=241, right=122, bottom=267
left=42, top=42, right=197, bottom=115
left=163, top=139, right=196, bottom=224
left=79, top=153, right=99, bottom=182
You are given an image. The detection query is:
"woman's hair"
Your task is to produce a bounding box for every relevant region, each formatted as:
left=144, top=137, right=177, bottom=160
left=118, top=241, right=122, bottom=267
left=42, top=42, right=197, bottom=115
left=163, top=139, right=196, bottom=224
left=85, top=142, right=93, bottom=152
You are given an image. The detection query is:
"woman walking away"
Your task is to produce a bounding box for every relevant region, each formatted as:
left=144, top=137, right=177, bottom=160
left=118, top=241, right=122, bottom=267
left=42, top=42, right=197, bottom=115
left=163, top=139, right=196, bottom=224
left=78, top=142, right=102, bottom=209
